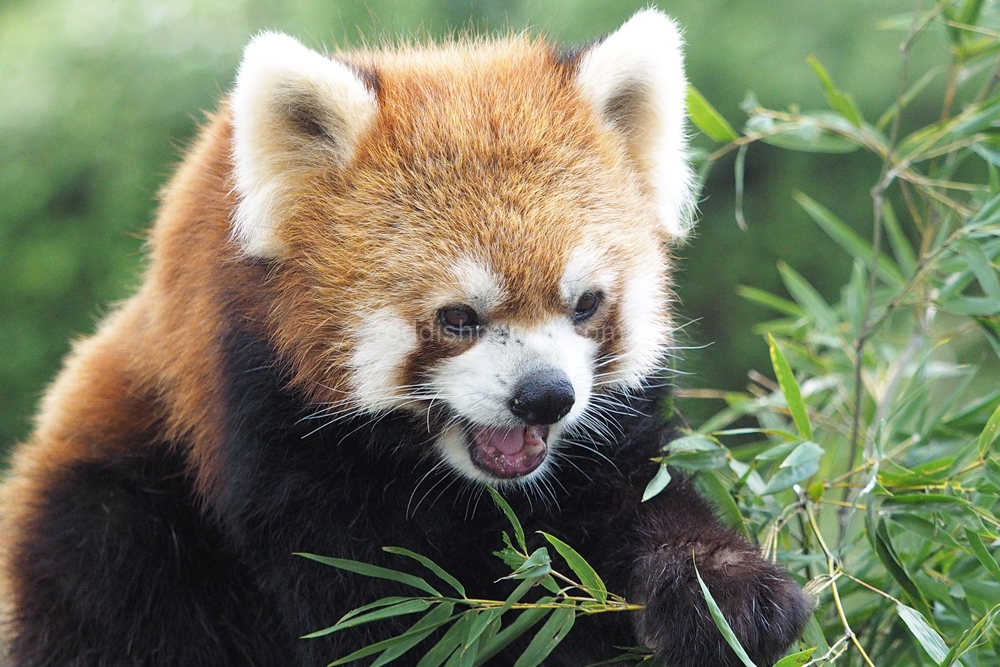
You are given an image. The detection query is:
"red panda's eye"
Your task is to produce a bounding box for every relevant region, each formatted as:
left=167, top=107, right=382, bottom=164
left=439, top=306, right=480, bottom=336
left=572, top=291, right=602, bottom=323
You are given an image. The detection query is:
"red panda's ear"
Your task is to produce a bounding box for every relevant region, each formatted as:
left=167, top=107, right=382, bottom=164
left=229, top=33, right=378, bottom=258
left=575, top=10, right=695, bottom=240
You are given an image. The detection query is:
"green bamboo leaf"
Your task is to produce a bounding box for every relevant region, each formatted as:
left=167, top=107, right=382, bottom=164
left=415, top=612, right=473, bottom=667
left=539, top=532, right=608, bottom=604
left=642, top=463, right=672, bottom=502
left=767, top=334, right=813, bottom=441
left=295, top=553, right=441, bottom=596
left=687, top=84, right=739, bottom=142
left=777, top=262, right=837, bottom=329
left=801, top=614, right=830, bottom=654
left=474, top=607, right=550, bottom=665
left=882, top=201, right=917, bottom=278
left=303, top=599, right=431, bottom=639
left=330, top=597, right=416, bottom=626
left=872, top=520, right=934, bottom=620
left=504, top=547, right=552, bottom=581
left=880, top=494, right=969, bottom=514
left=956, top=240, right=1000, bottom=300
left=329, top=602, right=456, bottom=665
left=487, top=487, right=526, bottom=552
left=448, top=633, right=479, bottom=667
left=977, top=399, right=1000, bottom=457
left=807, top=55, right=863, bottom=126
left=772, top=647, right=817, bottom=667
left=794, top=192, right=905, bottom=289
left=694, top=560, right=758, bottom=667
left=512, top=608, right=576, bottom=667
left=463, top=608, right=502, bottom=653
left=735, top=285, right=806, bottom=317
left=958, top=0, right=986, bottom=28
left=897, top=603, right=950, bottom=664
left=939, top=295, right=1000, bottom=316
left=964, top=528, right=1000, bottom=582
left=941, top=603, right=1000, bottom=667
left=746, top=114, right=861, bottom=153
left=889, top=515, right=963, bottom=550
left=984, top=459, right=1000, bottom=488
left=694, top=469, right=751, bottom=539
left=383, top=547, right=466, bottom=598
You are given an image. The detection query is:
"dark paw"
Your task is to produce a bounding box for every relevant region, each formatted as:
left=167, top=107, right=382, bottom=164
left=635, top=543, right=810, bottom=667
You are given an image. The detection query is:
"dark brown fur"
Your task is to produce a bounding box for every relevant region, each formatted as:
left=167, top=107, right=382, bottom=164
left=0, top=34, right=808, bottom=667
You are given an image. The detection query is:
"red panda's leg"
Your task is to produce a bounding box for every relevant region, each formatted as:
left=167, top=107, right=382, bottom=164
left=624, top=475, right=811, bottom=667
left=1, top=446, right=290, bottom=667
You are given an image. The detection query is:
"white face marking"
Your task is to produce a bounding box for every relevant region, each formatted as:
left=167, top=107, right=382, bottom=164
left=444, top=256, right=507, bottom=314
left=428, top=318, right=596, bottom=481
left=347, top=309, right=417, bottom=413
left=604, top=253, right=672, bottom=389
left=560, top=246, right=618, bottom=305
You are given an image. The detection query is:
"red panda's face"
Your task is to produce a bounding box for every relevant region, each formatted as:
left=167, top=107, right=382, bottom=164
left=228, top=12, right=693, bottom=485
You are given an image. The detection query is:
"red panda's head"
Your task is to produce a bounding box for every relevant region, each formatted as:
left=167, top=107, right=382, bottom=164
left=226, top=10, right=694, bottom=485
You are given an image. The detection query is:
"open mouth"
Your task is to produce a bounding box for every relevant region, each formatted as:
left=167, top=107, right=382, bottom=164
left=468, top=424, right=548, bottom=479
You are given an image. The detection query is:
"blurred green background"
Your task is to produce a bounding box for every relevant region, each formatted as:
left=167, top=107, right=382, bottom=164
left=0, top=0, right=945, bottom=455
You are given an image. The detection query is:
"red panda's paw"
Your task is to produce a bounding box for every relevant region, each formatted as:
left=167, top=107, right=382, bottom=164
left=633, top=541, right=811, bottom=667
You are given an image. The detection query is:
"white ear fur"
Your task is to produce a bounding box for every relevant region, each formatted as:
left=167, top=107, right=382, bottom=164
left=230, top=32, right=378, bottom=258
left=576, top=10, right=695, bottom=239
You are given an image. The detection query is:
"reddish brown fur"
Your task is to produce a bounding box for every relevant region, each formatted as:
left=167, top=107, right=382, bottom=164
left=1, top=32, right=810, bottom=667
left=0, top=34, right=665, bottom=614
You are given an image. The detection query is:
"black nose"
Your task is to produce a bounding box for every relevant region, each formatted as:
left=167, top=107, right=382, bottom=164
left=509, top=369, right=576, bottom=425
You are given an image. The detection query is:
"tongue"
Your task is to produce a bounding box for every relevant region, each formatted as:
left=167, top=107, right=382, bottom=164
left=470, top=425, right=548, bottom=478
left=488, top=427, right=528, bottom=455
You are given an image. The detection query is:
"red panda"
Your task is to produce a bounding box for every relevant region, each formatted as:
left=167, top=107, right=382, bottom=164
left=0, top=10, right=808, bottom=667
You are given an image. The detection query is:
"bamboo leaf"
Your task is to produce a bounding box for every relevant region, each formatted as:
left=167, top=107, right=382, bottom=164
left=383, top=547, right=466, bottom=598
left=687, top=84, right=739, bottom=142
left=329, top=602, right=456, bottom=665
left=539, top=532, right=608, bottom=603
left=487, top=486, right=526, bottom=552
left=772, top=647, right=817, bottom=667
left=977, top=399, right=1000, bottom=457
left=295, top=553, right=441, bottom=596
left=794, top=191, right=906, bottom=289
left=463, top=608, right=502, bottom=652
left=512, top=608, right=576, bottom=667
left=777, top=262, right=837, bottom=329
left=956, top=239, right=1000, bottom=300
left=415, top=612, right=473, bottom=667
left=767, top=334, right=813, bottom=441
left=694, top=560, right=758, bottom=667
left=474, top=607, right=550, bottom=665
left=694, top=469, right=751, bottom=539
left=642, top=463, right=672, bottom=502
left=736, top=285, right=806, bottom=317
left=746, top=113, right=861, bottom=153
left=882, top=200, right=917, bottom=278
left=504, top=547, right=552, bottom=581
left=303, top=599, right=431, bottom=639
left=807, top=55, right=864, bottom=126
left=872, top=520, right=934, bottom=620
left=941, top=603, right=1000, bottom=667
left=964, top=528, right=1000, bottom=582
left=896, top=603, right=951, bottom=664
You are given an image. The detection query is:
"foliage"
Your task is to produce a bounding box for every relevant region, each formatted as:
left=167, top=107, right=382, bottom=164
left=300, top=487, right=648, bottom=666
left=310, top=2, right=1000, bottom=665
left=673, top=1, right=1000, bottom=664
